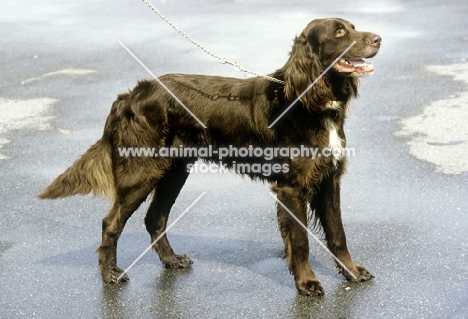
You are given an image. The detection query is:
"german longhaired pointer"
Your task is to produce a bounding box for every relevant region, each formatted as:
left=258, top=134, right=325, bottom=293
left=40, top=18, right=381, bottom=296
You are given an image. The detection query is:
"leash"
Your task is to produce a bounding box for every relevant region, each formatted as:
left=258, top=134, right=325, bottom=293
left=141, top=0, right=286, bottom=85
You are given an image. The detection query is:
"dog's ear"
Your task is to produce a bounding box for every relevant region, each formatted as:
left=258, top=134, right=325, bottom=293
left=306, top=24, right=328, bottom=50
left=283, top=32, right=332, bottom=111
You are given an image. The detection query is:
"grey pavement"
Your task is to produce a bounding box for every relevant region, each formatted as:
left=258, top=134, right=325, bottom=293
left=1, top=0, right=468, bottom=318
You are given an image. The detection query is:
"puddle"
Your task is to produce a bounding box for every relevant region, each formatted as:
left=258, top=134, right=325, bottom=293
left=396, top=63, right=468, bottom=175
left=0, top=97, right=57, bottom=162
left=21, top=68, right=96, bottom=85
left=0, top=68, right=96, bottom=163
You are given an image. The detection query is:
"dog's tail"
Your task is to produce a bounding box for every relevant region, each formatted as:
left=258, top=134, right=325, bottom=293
left=38, top=138, right=115, bottom=200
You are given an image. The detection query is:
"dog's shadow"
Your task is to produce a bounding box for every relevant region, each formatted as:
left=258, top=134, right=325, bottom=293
left=38, top=232, right=332, bottom=287
left=39, top=233, right=357, bottom=316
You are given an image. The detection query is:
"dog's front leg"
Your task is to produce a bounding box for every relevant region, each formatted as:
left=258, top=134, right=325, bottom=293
left=315, top=174, right=374, bottom=282
left=275, top=186, right=324, bottom=296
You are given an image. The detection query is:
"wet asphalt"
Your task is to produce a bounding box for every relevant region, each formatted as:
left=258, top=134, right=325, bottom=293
left=1, top=0, right=468, bottom=318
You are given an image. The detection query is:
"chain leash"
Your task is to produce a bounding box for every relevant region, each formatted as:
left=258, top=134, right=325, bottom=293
left=170, top=79, right=241, bottom=101
left=141, top=0, right=286, bottom=85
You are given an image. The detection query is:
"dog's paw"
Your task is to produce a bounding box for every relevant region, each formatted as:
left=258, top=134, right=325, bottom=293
left=296, top=277, right=325, bottom=296
left=163, top=254, right=193, bottom=270
left=340, top=264, right=374, bottom=282
left=102, top=266, right=129, bottom=284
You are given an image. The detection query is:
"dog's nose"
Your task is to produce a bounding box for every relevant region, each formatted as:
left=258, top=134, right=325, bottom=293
left=367, top=34, right=382, bottom=46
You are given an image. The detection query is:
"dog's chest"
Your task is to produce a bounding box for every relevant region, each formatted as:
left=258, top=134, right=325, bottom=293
left=289, top=106, right=345, bottom=168
left=326, top=120, right=344, bottom=165
left=305, top=105, right=346, bottom=162
left=291, top=118, right=345, bottom=188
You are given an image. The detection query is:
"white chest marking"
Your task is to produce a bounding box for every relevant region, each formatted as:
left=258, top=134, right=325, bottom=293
left=328, top=122, right=344, bottom=165
left=326, top=101, right=342, bottom=110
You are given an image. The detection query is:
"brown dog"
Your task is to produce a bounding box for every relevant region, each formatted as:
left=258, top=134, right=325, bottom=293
left=39, top=18, right=381, bottom=296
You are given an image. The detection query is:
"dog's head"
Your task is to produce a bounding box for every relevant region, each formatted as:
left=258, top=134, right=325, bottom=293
left=281, top=18, right=381, bottom=109
left=303, top=18, right=381, bottom=77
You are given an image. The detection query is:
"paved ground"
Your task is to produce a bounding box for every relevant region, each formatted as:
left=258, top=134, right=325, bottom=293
left=1, top=0, right=468, bottom=318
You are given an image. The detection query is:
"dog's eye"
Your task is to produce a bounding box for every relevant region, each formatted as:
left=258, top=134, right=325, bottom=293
left=335, top=29, right=346, bottom=37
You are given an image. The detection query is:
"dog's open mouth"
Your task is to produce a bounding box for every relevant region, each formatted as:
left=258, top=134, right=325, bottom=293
left=334, top=58, right=374, bottom=74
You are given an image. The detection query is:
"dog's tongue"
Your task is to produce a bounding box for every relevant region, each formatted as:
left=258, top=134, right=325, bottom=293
left=349, top=59, right=373, bottom=68
left=333, top=58, right=374, bottom=74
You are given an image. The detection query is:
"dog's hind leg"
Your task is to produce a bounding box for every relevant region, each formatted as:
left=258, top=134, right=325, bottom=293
left=97, top=182, right=156, bottom=284
left=144, top=161, right=192, bottom=270
left=275, top=186, right=324, bottom=296
left=315, top=174, right=374, bottom=282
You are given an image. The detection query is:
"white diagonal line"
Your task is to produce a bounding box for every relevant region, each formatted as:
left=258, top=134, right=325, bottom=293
left=268, top=41, right=356, bottom=128
left=269, top=192, right=357, bottom=280
left=117, top=192, right=206, bottom=281
left=118, top=40, right=207, bottom=129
